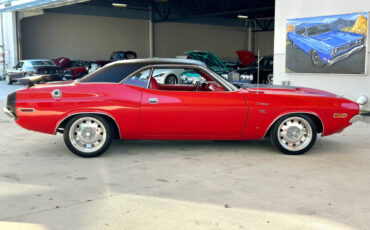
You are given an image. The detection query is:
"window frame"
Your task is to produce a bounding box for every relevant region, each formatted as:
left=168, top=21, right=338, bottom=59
left=121, top=64, right=235, bottom=92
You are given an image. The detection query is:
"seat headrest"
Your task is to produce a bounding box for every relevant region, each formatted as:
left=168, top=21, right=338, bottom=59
left=149, top=77, right=159, bottom=90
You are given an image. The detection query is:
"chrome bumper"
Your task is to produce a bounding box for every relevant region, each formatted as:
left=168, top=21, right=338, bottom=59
left=3, top=107, right=15, bottom=119
left=350, top=114, right=370, bottom=124
left=327, top=44, right=364, bottom=66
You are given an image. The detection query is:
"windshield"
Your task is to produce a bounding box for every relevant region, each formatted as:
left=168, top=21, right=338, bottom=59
left=307, top=24, right=331, bottom=36
left=30, top=60, right=55, bottom=66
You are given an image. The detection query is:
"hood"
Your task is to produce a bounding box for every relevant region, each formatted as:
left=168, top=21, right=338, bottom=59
left=240, top=84, right=339, bottom=98
left=310, top=31, right=364, bottom=48
left=185, top=51, right=229, bottom=73
left=236, top=50, right=256, bottom=67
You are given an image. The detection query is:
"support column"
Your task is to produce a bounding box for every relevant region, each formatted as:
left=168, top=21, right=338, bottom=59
left=148, top=4, right=153, bottom=58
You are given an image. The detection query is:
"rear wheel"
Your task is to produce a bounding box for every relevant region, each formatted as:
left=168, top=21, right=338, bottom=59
left=270, top=114, right=317, bottom=155
left=63, top=115, right=113, bottom=157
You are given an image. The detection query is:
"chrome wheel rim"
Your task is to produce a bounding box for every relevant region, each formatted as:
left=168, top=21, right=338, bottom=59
left=69, top=117, right=106, bottom=153
left=312, top=52, right=320, bottom=65
left=277, top=117, right=312, bottom=151
left=5, top=75, right=10, bottom=84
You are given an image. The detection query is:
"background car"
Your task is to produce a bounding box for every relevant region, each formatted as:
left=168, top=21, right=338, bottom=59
left=287, top=23, right=365, bottom=67
left=5, top=59, right=65, bottom=85
left=89, top=51, right=138, bottom=74
left=235, top=52, right=274, bottom=84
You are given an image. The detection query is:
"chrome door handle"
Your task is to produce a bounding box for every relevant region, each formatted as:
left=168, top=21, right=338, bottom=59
left=149, top=98, right=158, bottom=104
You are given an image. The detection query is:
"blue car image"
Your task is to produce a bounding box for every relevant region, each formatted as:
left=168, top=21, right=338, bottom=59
left=287, top=23, right=365, bottom=67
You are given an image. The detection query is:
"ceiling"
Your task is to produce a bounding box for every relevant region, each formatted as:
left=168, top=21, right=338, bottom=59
left=81, top=0, right=275, bottom=30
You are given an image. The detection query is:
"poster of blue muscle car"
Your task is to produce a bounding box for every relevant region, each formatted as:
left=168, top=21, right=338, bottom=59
left=286, top=12, right=368, bottom=74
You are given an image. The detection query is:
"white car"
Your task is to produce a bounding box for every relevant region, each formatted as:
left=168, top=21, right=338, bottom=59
left=152, top=68, right=184, bottom=84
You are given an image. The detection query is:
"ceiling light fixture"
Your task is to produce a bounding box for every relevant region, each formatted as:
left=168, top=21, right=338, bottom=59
left=112, top=3, right=127, bottom=8
left=237, top=15, right=248, bottom=19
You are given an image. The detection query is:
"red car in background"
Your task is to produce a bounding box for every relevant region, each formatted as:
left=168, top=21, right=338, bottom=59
left=54, top=57, right=89, bottom=80
left=3, top=59, right=361, bottom=158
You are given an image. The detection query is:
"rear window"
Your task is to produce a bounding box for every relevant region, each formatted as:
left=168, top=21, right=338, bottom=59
left=79, top=63, right=143, bottom=83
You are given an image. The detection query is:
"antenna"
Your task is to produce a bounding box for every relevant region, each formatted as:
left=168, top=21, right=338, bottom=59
left=257, top=49, right=262, bottom=94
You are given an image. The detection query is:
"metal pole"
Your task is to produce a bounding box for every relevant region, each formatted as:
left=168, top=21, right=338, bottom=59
left=257, top=49, right=260, bottom=94
left=149, top=3, right=153, bottom=58
left=0, top=13, right=5, bottom=80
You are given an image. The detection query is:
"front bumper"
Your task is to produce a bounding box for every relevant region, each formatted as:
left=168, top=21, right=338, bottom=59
left=350, top=113, right=370, bottom=124
left=3, top=107, right=15, bottom=119
left=327, top=44, right=364, bottom=66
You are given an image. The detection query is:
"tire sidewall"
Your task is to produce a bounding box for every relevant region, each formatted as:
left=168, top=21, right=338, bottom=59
left=63, top=114, right=113, bottom=158
left=165, top=74, right=178, bottom=84
left=270, top=114, right=317, bottom=155
left=5, top=75, right=12, bottom=85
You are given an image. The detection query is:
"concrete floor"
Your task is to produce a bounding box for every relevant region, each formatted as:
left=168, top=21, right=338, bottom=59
left=0, top=81, right=369, bottom=230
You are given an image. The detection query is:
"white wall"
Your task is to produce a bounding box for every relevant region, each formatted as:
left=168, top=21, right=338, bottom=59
left=21, top=13, right=150, bottom=60
left=153, top=22, right=249, bottom=59
left=274, top=0, right=370, bottom=110
left=1, top=12, right=18, bottom=71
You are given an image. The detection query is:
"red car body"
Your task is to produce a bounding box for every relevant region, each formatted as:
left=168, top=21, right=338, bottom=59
left=4, top=59, right=360, bottom=157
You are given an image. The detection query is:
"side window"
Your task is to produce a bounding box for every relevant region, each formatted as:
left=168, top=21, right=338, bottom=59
left=150, top=67, right=226, bottom=92
left=15, top=62, right=23, bottom=69
left=296, top=28, right=306, bottom=36
left=124, top=69, right=151, bottom=88
left=79, top=64, right=143, bottom=83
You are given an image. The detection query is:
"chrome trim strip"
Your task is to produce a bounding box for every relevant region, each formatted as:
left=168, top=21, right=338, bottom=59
left=3, top=107, right=15, bottom=119
left=54, top=112, right=122, bottom=138
left=263, top=112, right=325, bottom=137
left=327, top=45, right=364, bottom=66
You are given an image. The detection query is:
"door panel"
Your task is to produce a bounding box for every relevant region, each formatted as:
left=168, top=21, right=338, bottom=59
left=141, top=89, right=248, bottom=139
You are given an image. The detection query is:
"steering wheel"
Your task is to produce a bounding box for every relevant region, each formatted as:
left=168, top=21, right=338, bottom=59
left=195, top=81, right=201, bottom=91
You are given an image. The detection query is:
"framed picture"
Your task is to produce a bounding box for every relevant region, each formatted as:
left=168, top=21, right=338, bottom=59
left=286, top=12, right=368, bottom=74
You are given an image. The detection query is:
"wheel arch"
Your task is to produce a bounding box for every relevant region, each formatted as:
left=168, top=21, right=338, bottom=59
left=165, top=73, right=178, bottom=82
left=264, top=112, right=324, bottom=137
left=55, top=112, right=121, bottom=139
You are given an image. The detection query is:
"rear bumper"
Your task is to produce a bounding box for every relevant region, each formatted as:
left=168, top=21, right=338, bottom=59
left=3, top=107, right=15, bottom=119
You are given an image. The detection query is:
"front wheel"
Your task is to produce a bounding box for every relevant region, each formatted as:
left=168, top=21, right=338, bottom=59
left=270, top=114, right=317, bottom=155
left=63, top=115, right=113, bottom=157
left=311, top=50, right=325, bottom=67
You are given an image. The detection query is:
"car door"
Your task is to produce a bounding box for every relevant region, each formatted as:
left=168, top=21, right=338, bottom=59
left=140, top=66, right=248, bottom=139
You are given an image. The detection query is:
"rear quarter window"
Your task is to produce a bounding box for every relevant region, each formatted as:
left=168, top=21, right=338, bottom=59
left=79, top=63, right=144, bottom=83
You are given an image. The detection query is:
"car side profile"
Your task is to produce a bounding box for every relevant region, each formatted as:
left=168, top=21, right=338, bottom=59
left=287, top=23, right=365, bottom=67
left=4, top=59, right=360, bottom=158
left=5, top=59, right=65, bottom=84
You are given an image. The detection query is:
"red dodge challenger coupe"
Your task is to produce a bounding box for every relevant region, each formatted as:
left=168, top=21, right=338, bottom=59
left=3, top=59, right=360, bottom=157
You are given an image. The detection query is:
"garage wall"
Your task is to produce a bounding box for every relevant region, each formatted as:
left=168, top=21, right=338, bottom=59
left=253, top=31, right=274, bottom=56
left=274, top=0, right=370, bottom=110
left=154, top=22, right=248, bottom=59
left=21, top=13, right=150, bottom=60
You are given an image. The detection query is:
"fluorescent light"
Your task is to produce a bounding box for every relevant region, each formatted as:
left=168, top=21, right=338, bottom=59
left=237, top=15, right=248, bottom=19
left=112, top=3, right=127, bottom=8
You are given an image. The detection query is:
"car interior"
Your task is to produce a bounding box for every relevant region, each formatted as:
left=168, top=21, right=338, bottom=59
left=149, top=68, right=226, bottom=92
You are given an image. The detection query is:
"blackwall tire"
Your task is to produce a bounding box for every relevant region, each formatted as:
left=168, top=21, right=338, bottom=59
left=311, top=50, right=325, bottom=67
left=165, top=74, right=178, bottom=84
left=5, top=75, right=12, bottom=85
left=270, top=114, right=317, bottom=155
left=63, top=115, right=113, bottom=158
